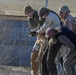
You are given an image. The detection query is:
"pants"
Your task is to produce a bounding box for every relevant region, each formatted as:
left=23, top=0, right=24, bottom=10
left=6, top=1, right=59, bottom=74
left=56, top=45, right=69, bottom=75
left=31, top=34, right=48, bottom=75
left=42, top=46, right=49, bottom=75
left=31, top=50, right=39, bottom=75
left=63, top=51, right=76, bottom=75
left=47, top=43, right=60, bottom=75
left=42, top=40, right=61, bottom=75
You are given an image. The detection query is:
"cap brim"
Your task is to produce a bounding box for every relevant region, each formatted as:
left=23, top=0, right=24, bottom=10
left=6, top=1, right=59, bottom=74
left=58, top=9, right=67, bottom=12
left=58, top=8, right=65, bottom=12
left=58, top=10, right=63, bottom=12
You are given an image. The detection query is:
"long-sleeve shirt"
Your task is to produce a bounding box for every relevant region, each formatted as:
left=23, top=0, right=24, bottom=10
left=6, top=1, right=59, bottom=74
left=55, top=26, right=76, bottom=57
left=58, top=35, right=75, bottom=53
left=27, top=10, right=39, bottom=30
left=36, top=12, right=61, bottom=34
left=63, top=14, right=76, bottom=31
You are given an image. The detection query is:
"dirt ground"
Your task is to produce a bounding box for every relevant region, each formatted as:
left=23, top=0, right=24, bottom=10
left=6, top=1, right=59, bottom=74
left=0, top=65, right=31, bottom=75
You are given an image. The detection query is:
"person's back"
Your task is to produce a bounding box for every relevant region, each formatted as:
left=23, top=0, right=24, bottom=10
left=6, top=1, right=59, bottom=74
left=56, top=27, right=76, bottom=46
left=46, top=12, right=61, bottom=28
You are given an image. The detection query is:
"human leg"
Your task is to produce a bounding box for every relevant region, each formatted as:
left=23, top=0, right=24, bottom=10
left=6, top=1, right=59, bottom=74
left=31, top=50, right=39, bottom=75
left=63, top=58, right=73, bottom=75
left=63, top=52, right=76, bottom=75
left=36, top=34, right=48, bottom=75
left=42, top=46, right=49, bottom=75
left=31, top=42, right=40, bottom=75
left=47, top=43, right=60, bottom=75
left=46, top=38, right=61, bottom=75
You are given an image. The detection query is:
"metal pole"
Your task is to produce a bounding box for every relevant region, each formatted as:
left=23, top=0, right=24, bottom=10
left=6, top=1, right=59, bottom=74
left=45, top=0, right=48, bottom=7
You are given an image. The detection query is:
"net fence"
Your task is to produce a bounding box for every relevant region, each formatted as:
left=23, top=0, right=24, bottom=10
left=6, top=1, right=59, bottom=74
left=0, top=16, right=36, bottom=66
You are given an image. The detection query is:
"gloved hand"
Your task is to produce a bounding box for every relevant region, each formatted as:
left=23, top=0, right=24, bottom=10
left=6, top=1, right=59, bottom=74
left=28, top=31, right=36, bottom=37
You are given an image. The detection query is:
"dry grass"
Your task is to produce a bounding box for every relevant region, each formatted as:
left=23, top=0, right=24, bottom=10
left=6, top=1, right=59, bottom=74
left=0, top=0, right=76, bottom=16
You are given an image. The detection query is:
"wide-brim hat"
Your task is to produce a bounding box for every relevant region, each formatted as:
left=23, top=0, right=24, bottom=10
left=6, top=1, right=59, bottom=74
left=24, top=5, right=33, bottom=15
left=38, top=7, right=47, bottom=20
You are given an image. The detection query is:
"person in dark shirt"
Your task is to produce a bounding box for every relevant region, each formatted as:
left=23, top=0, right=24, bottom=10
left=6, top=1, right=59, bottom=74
left=45, top=26, right=76, bottom=75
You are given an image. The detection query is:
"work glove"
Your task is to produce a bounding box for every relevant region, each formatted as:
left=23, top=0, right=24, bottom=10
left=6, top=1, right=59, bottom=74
left=28, top=30, right=36, bottom=37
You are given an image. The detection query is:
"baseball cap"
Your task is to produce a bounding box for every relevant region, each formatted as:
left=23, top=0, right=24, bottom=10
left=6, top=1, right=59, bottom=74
left=58, top=6, right=70, bottom=13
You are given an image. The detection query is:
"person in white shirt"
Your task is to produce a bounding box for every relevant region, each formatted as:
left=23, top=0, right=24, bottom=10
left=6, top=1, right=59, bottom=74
left=30, top=7, right=61, bottom=75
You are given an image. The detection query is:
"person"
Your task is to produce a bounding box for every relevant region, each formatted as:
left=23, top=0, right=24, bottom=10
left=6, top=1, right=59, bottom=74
left=58, top=5, right=76, bottom=32
left=58, top=5, right=76, bottom=74
left=45, top=26, right=76, bottom=75
left=24, top=5, right=47, bottom=75
left=30, top=7, right=61, bottom=75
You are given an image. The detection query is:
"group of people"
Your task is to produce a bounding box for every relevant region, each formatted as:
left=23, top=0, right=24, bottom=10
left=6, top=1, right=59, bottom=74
left=24, top=5, right=76, bottom=75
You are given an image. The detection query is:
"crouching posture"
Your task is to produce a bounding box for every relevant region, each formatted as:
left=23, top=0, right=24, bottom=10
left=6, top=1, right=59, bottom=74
left=45, top=26, right=76, bottom=75
left=24, top=5, right=48, bottom=75
left=30, top=6, right=62, bottom=75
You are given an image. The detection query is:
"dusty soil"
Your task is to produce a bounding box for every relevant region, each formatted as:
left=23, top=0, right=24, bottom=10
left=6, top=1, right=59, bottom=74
left=0, top=65, right=31, bottom=75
